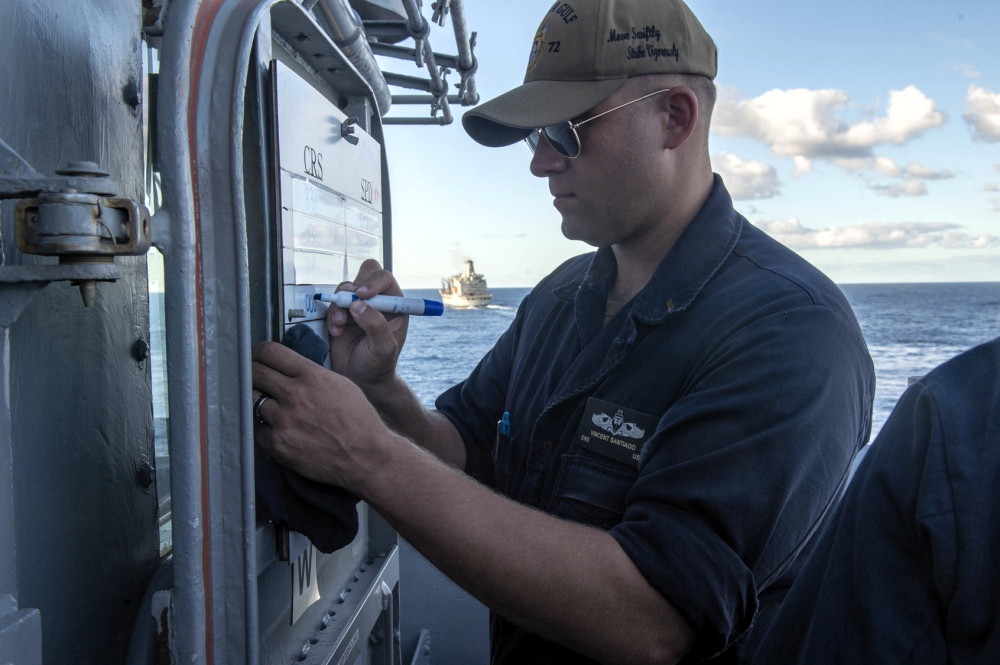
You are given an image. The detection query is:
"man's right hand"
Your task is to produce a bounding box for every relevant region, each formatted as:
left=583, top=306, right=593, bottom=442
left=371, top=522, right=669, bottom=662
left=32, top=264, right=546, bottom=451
left=326, top=258, right=409, bottom=393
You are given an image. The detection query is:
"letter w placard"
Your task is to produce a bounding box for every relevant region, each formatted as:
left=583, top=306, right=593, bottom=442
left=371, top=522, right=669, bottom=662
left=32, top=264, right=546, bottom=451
left=291, top=545, right=322, bottom=624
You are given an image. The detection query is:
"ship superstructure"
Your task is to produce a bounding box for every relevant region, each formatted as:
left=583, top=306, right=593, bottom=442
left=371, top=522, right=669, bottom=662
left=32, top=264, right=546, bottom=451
left=440, top=258, right=492, bottom=307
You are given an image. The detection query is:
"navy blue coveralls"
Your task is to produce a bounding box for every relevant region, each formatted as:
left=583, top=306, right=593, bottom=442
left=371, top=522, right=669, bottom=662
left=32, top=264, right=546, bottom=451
left=435, top=176, right=876, bottom=664
left=752, top=336, right=1000, bottom=665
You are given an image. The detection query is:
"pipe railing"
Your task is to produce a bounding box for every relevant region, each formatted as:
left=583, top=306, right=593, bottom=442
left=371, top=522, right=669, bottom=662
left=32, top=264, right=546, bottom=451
left=443, top=0, right=478, bottom=103
left=313, top=0, right=393, bottom=115
left=312, top=0, right=478, bottom=125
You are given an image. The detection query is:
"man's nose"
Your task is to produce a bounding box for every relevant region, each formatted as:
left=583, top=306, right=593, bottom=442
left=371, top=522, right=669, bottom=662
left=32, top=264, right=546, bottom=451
left=529, top=133, right=568, bottom=178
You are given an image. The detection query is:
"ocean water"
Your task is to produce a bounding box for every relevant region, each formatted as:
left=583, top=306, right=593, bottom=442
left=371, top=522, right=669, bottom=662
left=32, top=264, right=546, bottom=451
left=398, top=282, right=1000, bottom=440
left=147, top=281, right=1000, bottom=444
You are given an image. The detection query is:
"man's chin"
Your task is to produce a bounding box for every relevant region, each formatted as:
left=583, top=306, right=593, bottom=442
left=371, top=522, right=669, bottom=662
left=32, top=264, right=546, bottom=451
left=560, top=221, right=604, bottom=248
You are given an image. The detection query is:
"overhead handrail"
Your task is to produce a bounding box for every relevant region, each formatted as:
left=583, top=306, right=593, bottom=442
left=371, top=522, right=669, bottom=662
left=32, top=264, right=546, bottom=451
left=442, top=0, right=478, bottom=104
left=312, top=0, right=393, bottom=115
left=322, top=0, right=479, bottom=125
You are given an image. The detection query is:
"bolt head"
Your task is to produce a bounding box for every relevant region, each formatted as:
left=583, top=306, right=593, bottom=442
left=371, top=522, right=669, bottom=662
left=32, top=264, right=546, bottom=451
left=56, top=161, right=111, bottom=178
left=132, top=338, right=150, bottom=362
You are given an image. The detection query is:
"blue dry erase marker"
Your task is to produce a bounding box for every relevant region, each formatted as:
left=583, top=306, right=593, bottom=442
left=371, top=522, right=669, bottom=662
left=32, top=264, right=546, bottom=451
left=313, top=292, right=444, bottom=316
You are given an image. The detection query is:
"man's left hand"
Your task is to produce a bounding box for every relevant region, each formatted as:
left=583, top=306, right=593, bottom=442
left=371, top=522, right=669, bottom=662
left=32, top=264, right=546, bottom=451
left=252, top=340, right=389, bottom=493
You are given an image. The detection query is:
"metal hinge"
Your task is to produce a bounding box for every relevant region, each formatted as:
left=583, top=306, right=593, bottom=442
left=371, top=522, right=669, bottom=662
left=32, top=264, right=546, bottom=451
left=0, top=138, right=151, bottom=318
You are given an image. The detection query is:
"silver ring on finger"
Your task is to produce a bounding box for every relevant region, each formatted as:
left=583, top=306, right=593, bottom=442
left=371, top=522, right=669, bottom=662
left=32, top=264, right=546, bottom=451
left=253, top=393, right=271, bottom=426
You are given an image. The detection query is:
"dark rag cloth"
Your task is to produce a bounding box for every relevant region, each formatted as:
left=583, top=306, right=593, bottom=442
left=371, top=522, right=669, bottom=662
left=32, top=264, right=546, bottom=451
left=254, top=323, right=360, bottom=554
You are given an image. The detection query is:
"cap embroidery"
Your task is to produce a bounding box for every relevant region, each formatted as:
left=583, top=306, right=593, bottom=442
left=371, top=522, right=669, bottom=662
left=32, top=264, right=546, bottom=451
left=606, top=24, right=681, bottom=62
left=527, top=23, right=549, bottom=72
left=550, top=2, right=579, bottom=23
left=608, top=25, right=662, bottom=42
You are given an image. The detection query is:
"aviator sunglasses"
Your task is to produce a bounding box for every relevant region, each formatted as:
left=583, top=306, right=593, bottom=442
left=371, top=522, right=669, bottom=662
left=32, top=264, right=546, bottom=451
left=525, top=87, right=673, bottom=159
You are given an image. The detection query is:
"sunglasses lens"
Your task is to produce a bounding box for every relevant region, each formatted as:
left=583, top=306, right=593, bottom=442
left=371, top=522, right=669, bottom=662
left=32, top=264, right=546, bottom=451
left=542, top=123, right=580, bottom=158
left=525, top=124, right=579, bottom=158
left=525, top=130, right=541, bottom=152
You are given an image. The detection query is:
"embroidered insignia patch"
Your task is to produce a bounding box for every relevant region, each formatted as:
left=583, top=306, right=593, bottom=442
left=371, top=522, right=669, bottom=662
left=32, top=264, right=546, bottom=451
left=591, top=410, right=646, bottom=439
left=527, top=22, right=548, bottom=72
left=573, top=397, right=657, bottom=467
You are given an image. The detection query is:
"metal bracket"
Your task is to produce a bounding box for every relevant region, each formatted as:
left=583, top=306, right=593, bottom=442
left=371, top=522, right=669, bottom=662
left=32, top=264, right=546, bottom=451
left=431, top=0, right=451, bottom=27
left=0, top=140, right=120, bottom=199
left=0, top=263, right=123, bottom=326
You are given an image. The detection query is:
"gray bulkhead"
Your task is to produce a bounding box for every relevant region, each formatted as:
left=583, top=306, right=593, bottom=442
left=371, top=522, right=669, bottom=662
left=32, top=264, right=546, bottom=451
left=0, top=1, right=156, bottom=663
left=0, top=0, right=483, bottom=663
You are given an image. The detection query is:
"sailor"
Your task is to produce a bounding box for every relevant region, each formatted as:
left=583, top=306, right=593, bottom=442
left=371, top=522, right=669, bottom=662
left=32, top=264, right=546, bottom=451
left=252, top=0, right=875, bottom=662
left=750, top=336, right=1000, bottom=664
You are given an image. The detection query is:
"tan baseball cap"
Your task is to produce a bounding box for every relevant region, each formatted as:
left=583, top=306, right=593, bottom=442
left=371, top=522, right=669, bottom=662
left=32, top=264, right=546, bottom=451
left=463, top=0, right=718, bottom=147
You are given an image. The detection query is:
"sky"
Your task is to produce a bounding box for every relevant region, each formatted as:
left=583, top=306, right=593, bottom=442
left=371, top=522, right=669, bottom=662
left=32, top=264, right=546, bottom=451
left=377, top=0, right=1000, bottom=288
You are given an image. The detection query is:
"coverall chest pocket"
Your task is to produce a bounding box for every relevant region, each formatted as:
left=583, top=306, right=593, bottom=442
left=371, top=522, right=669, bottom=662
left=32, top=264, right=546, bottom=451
left=551, top=454, right=637, bottom=530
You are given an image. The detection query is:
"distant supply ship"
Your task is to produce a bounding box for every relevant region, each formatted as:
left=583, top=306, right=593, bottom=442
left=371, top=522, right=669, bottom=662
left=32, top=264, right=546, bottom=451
left=440, top=258, right=493, bottom=307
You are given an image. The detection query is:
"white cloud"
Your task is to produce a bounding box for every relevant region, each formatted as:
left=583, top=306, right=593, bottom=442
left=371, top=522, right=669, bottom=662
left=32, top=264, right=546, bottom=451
left=874, top=156, right=903, bottom=177
left=714, top=86, right=946, bottom=162
left=906, top=163, right=955, bottom=180
left=752, top=219, right=1000, bottom=250
left=844, top=86, right=946, bottom=146
left=964, top=85, right=1000, bottom=142
left=713, top=152, right=781, bottom=200
left=831, top=157, right=955, bottom=182
left=829, top=157, right=894, bottom=175
left=985, top=183, right=999, bottom=193
left=869, top=179, right=928, bottom=198
left=792, top=156, right=812, bottom=176
left=714, top=88, right=861, bottom=158
left=940, top=232, right=998, bottom=249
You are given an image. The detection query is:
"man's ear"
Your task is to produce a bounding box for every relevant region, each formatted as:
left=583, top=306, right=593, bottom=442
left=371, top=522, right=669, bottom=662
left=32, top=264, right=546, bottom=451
left=660, top=87, right=699, bottom=150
